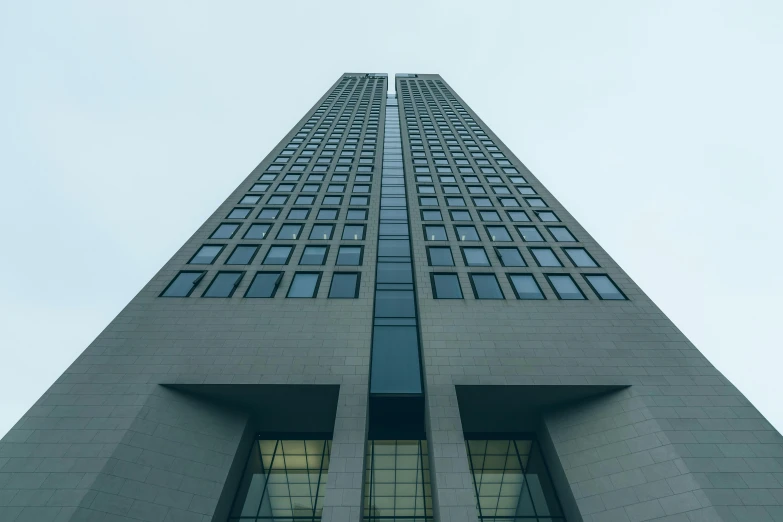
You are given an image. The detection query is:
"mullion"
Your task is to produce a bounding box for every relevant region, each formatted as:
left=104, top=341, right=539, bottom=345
left=513, top=440, right=538, bottom=520
left=255, top=440, right=279, bottom=519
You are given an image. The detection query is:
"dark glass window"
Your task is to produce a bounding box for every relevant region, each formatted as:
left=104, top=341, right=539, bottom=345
left=547, top=274, right=585, bottom=300
left=462, top=247, right=491, bottom=266
left=376, top=263, right=413, bottom=284
left=228, top=208, right=251, bottom=219
left=226, top=245, right=259, bottom=265
left=244, top=223, right=271, bottom=239
left=516, top=186, right=537, bottom=195
left=486, top=226, right=512, bottom=241
left=530, top=247, right=562, bottom=267
left=428, top=247, right=454, bottom=266
left=262, top=246, right=293, bottom=265
left=517, top=226, right=544, bottom=242
left=329, top=273, right=359, bottom=298
left=342, top=225, right=365, bottom=240
left=447, top=197, right=466, bottom=207
left=548, top=226, right=576, bottom=242
left=244, top=272, right=282, bottom=298
left=509, top=274, right=545, bottom=299
left=564, top=248, right=598, bottom=267
left=310, top=224, right=334, bottom=240
left=424, top=225, right=447, bottom=241
left=287, top=273, right=320, bottom=298
left=189, top=245, right=223, bottom=264
left=161, top=271, right=204, bottom=297
left=210, top=223, right=240, bottom=239
left=432, top=273, right=463, bottom=299
left=364, top=440, right=432, bottom=520
left=276, top=224, right=303, bottom=240
left=369, top=328, right=423, bottom=395
left=300, top=246, right=328, bottom=265
left=419, top=196, right=438, bottom=206
left=375, top=290, right=415, bottom=317
left=336, top=246, right=362, bottom=265
left=584, top=274, right=626, bottom=300
left=470, top=274, right=504, bottom=299
left=203, top=272, right=243, bottom=298
left=250, top=183, right=269, bottom=192
left=496, top=247, right=526, bottom=267
left=456, top=225, right=480, bottom=241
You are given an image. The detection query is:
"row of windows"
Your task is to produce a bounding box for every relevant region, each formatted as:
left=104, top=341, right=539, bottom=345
left=417, top=193, right=546, bottom=209
left=431, top=273, right=626, bottom=301
left=227, top=196, right=369, bottom=218
left=244, top=182, right=373, bottom=197
left=422, top=223, right=567, bottom=242
left=415, top=173, right=528, bottom=185
left=190, top=245, right=363, bottom=266
left=427, top=245, right=597, bottom=268
left=257, top=172, right=372, bottom=183
left=162, top=270, right=360, bottom=299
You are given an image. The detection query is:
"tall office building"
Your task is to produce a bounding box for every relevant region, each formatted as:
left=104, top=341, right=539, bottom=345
left=1, top=73, right=781, bottom=522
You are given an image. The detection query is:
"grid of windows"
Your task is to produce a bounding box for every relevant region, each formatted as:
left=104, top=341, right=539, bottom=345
left=364, top=440, right=433, bottom=521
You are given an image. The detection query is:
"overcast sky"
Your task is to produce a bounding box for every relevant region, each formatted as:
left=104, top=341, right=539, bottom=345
left=1, top=1, right=782, bottom=438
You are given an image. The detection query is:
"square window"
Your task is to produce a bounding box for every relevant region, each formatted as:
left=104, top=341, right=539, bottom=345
left=455, top=225, right=480, bottom=241
left=428, top=247, right=454, bottom=266
left=416, top=175, right=433, bottom=182
left=203, top=272, right=243, bottom=298
left=547, top=226, right=577, bottom=242
left=250, top=184, right=269, bottom=192
left=258, top=174, right=277, bottom=181
left=283, top=174, right=301, bottom=181
left=329, top=273, right=360, bottom=298
left=424, top=225, right=448, bottom=241
left=517, top=226, right=544, bottom=242
left=508, top=274, right=545, bottom=299
left=302, top=184, right=321, bottom=192
left=418, top=185, right=436, bottom=194
left=300, top=245, right=328, bottom=265
left=262, top=246, right=293, bottom=265
left=447, top=197, right=466, bottom=207
left=462, top=176, right=479, bottom=183
left=210, top=223, right=239, bottom=239
left=530, top=247, right=562, bottom=267
left=287, top=272, right=321, bottom=298
left=509, top=176, right=528, bottom=183
left=500, top=198, right=520, bottom=207
left=486, top=226, right=512, bottom=241
left=492, top=186, right=511, bottom=195
left=161, top=271, right=204, bottom=297
left=485, top=176, right=502, bottom=183
left=317, top=208, right=339, bottom=220
left=350, top=196, right=369, bottom=205
left=450, top=210, right=472, bottom=221
left=462, top=247, right=491, bottom=266
left=473, top=197, right=493, bottom=207
left=189, top=245, right=223, bottom=265
left=422, top=210, right=443, bottom=221
left=266, top=195, right=288, bottom=205
left=228, top=208, right=251, bottom=219
left=336, top=246, right=362, bottom=265
left=327, top=184, right=345, bottom=193
left=308, top=174, right=325, bottom=181
left=276, top=224, right=303, bottom=240
left=564, top=248, right=598, bottom=267
left=439, top=175, right=456, bottom=183
left=324, top=195, right=343, bottom=205
left=496, top=247, right=526, bottom=267
left=516, top=186, right=537, bottom=195
left=547, top=274, right=586, bottom=300
left=310, top=224, right=334, bottom=240
left=287, top=208, right=309, bottom=220
left=342, top=225, right=365, bottom=240
left=584, top=274, right=626, bottom=300
left=244, top=271, right=282, bottom=298
left=526, top=197, right=547, bottom=207
left=432, top=273, right=463, bottom=299
left=467, top=185, right=486, bottom=194
left=536, top=211, right=560, bottom=222
left=470, top=274, right=504, bottom=299
left=244, top=223, right=271, bottom=239
left=295, top=195, right=315, bottom=205
left=226, top=245, right=259, bottom=265
left=419, top=197, right=439, bottom=206
left=479, top=210, right=501, bottom=222
left=507, top=210, right=530, bottom=222
left=353, top=184, right=370, bottom=193
left=276, top=184, right=295, bottom=192
left=347, top=209, right=367, bottom=220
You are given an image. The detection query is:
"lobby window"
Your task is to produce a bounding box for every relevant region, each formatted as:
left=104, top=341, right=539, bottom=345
left=432, top=273, right=463, bottom=299
left=287, top=272, right=321, bottom=298
left=244, top=223, right=271, bottom=239
left=210, top=223, right=240, bottom=239
left=428, top=247, right=454, bottom=266
left=470, top=274, right=504, bottom=299
left=228, top=438, right=331, bottom=522
left=189, top=245, right=223, bottom=265
left=244, top=272, right=282, bottom=298
left=364, top=440, right=433, bottom=521
left=546, top=274, right=586, bottom=300
left=203, top=272, right=243, bottom=298
left=509, top=274, right=545, bottom=300
left=564, top=247, right=598, bottom=267
left=547, top=226, right=576, bottom=242
left=584, top=274, right=627, bottom=300
left=226, top=245, right=259, bottom=265
left=336, top=246, right=362, bottom=265
left=328, top=273, right=360, bottom=298
left=465, top=439, right=565, bottom=521
left=161, top=271, right=204, bottom=297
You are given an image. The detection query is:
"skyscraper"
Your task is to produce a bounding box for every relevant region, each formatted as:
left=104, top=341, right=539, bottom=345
left=1, top=72, right=781, bottom=522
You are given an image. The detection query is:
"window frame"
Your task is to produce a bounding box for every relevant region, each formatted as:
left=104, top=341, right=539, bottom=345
left=507, top=273, right=546, bottom=300
left=328, top=272, right=360, bottom=298
left=286, top=272, right=322, bottom=298
left=160, top=271, right=205, bottom=297
left=468, top=273, right=505, bottom=300
left=202, top=271, right=244, bottom=298
left=243, top=271, right=283, bottom=298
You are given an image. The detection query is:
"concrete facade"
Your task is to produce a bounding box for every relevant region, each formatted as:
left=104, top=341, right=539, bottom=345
left=1, top=73, right=781, bottom=522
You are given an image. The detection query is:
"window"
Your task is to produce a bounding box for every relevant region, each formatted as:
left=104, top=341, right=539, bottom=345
left=295, top=195, right=315, bottom=205
left=244, top=272, right=282, bottom=298
left=417, top=185, right=435, bottom=194
left=347, top=209, right=367, bottom=220
left=161, top=271, right=204, bottom=297
left=250, top=183, right=269, bottom=192
left=509, top=274, right=545, bottom=299
left=327, top=184, right=345, bottom=193
left=329, top=273, right=359, bottom=298
left=189, top=245, right=223, bottom=264
left=239, top=195, right=260, bottom=205
left=564, top=248, right=598, bottom=267
left=276, top=224, right=303, bottom=240
left=446, top=197, right=466, bottom=206
left=418, top=223, right=445, bottom=241
left=507, top=211, right=530, bottom=222
left=548, top=226, right=576, bottom=242
left=228, top=208, right=251, bottom=219
left=203, top=272, right=243, bottom=298
left=467, top=185, right=486, bottom=194
left=496, top=247, right=526, bottom=267
left=350, top=195, right=369, bottom=205
left=310, top=224, right=334, bottom=240
left=210, top=223, right=240, bottom=239
left=228, top=439, right=331, bottom=522
left=287, top=208, right=309, bottom=220
left=419, top=196, right=438, bottom=206
left=262, top=246, right=293, bottom=265
left=517, top=226, right=544, bottom=242
left=526, top=197, right=547, bottom=207
left=364, top=440, right=433, bottom=521
left=287, top=272, right=320, bottom=298
left=462, top=247, right=491, bottom=266
left=456, top=225, right=480, bottom=241
left=226, top=245, right=259, bottom=265
left=244, top=223, right=271, bottom=239
left=266, top=195, right=288, bottom=205
left=473, top=197, right=493, bottom=207
left=470, top=274, right=504, bottom=299
left=499, top=198, right=520, bottom=207
left=530, top=247, right=562, bottom=267
left=486, top=226, right=512, bottom=241
left=450, top=210, right=472, bottom=221
left=422, top=210, right=442, bottom=221
left=516, top=186, right=537, bottom=195
left=342, top=225, right=365, bottom=240
left=317, top=208, right=339, bottom=220
left=536, top=211, right=560, bottom=222
left=479, top=210, right=500, bottom=222
left=427, top=247, right=454, bottom=266
left=432, top=273, right=463, bottom=299
left=257, top=208, right=280, bottom=219
left=336, top=246, right=362, bottom=265
left=584, top=274, right=626, bottom=300
left=300, top=245, right=328, bottom=265
left=353, top=184, right=370, bottom=193
left=546, top=274, right=585, bottom=300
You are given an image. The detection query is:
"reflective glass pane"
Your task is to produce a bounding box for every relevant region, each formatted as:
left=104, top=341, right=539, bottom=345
left=189, top=245, right=222, bottom=264
left=245, top=224, right=271, bottom=239
left=432, top=274, right=462, bottom=299
left=263, top=246, right=293, bottom=265
left=428, top=247, right=454, bottom=266
left=509, top=275, right=545, bottom=300
left=161, top=271, right=203, bottom=297
left=364, top=440, right=433, bottom=520
left=463, top=248, right=490, bottom=266
left=245, top=272, right=281, bottom=298
left=496, top=247, right=526, bottom=267
left=547, top=275, right=585, bottom=300
left=564, top=248, right=597, bottom=267
left=211, top=223, right=239, bottom=239
left=287, top=273, right=319, bottom=298
left=585, top=275, right=626, bottom=300
left=548, top=226, right=576, bottom=242
left=329, top=273, right=359, bottom=298
left=226, top=246, right=259, bottom=265
left=517, top=226, right=544, bottom=242
left=300, top=246, right=327, bottom=265
left=530, top=248, right=562, bottom=267
left=203, top=272, right=242, bottom=297
left=471, top=274, right=503, bottom=299
left=336, top=246, right=362, bottom=265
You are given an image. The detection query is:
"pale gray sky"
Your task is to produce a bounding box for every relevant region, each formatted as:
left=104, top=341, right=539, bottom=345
left=1, top=1, right=782, bottom=438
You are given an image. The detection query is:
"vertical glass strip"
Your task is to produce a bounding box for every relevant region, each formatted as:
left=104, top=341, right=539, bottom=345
left=369, top=93, right=424, bottom=396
